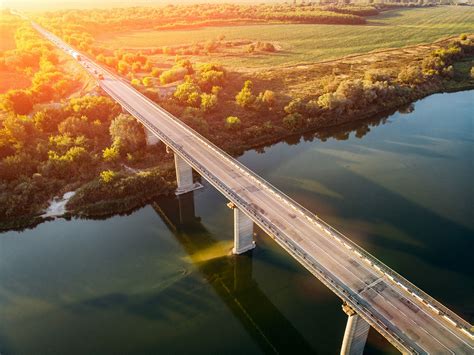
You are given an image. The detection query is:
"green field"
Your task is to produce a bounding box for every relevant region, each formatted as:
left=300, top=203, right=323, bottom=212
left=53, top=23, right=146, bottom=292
left=97, top=6, right=474, bottom=67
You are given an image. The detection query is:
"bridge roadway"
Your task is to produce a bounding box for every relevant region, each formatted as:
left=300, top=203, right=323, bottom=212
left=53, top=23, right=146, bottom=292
left=33, top=22, right=473, bottom=354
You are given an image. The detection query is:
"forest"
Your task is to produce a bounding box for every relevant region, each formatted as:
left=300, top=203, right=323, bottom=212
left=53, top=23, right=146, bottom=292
left=0, top=5, right=473, bottom=230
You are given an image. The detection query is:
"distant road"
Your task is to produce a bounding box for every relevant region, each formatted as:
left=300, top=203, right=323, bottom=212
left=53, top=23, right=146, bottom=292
left=32, top=21, right=473, bottom=354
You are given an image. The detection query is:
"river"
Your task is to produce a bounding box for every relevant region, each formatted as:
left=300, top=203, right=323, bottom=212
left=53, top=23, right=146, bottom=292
left=0, top=90, right=472, bottom=354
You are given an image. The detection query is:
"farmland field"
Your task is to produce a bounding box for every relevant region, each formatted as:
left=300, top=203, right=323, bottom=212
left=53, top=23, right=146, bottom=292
left=96, top=6, right=474, bottom=68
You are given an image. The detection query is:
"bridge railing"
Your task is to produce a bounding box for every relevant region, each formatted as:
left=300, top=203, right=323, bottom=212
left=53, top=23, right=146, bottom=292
left=119, top=78, right=474, bottom=336
left=110, top=79, right=472, bottom=338
left=34, top=22, right=472, bottom=338
left=102, top=88, right=419, bottom=354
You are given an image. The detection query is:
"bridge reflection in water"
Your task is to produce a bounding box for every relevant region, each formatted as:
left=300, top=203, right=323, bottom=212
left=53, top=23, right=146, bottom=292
left=152, top=192, right=316, bottom=354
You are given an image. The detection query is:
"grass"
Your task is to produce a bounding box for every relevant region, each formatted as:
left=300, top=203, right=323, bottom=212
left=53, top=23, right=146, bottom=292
left=96, top=6, right=474, bottom=68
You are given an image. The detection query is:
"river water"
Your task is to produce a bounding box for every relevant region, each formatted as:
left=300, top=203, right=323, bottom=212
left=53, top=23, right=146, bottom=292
left=0, top=91, right=472, bottom=354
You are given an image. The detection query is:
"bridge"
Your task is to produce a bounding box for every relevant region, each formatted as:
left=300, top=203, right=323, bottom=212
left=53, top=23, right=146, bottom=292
left=32, top=21, right=473, bottom=354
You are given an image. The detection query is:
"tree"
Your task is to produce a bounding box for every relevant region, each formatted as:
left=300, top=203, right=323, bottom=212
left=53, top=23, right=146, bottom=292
left=67, top=96, right=120, bottom=123
left=142, top=77, right=153, bottom=87
left=284, top=98, right=304, bottom=114
left=102, top=145, right=120, bottom=161
left=131, top=61, right=141, bottom=73
left=283, top=113, right=304, bottom=131
left=151, top=67, right=161, bottom=77
left=200, top=93, right=218, bottom=112
left=1, top=89, right=34, bottom=115
left=117, top=60, right=130, bottom=75
left=236, top=80, right=255, bottom=108
left=100, top=170, right=117, bottom=183
left=398, top=66, right=424, bottom=85
left=257, top=90, right=276, bottom=108
left=109, top=114, right=146, bottom=153
left=0, top=152, right=37, bottom=181
left=58, top=116, right=92, bottom=137
left=174, top=79, right=201, bottom=107
left=225, top=116, right=241, bottom=130
left=159, top=67, right=187, bottom=84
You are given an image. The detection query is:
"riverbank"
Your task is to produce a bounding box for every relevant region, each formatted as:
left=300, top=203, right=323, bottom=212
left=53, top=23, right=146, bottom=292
left=1, top=36, right=473, bottom=232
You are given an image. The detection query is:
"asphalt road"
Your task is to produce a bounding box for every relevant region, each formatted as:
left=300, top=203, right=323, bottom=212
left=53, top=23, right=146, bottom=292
left=33, top=22, right=473, bottom=354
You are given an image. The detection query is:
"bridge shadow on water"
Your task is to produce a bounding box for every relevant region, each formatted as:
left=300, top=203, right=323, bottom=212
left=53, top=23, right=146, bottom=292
left=150, top=193, right=317, bottom=354
left=284, top=165, right=474, bottom=322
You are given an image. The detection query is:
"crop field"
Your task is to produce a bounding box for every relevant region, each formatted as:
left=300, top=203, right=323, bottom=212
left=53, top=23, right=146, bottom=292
left=96, top=6, right=474, bottom=68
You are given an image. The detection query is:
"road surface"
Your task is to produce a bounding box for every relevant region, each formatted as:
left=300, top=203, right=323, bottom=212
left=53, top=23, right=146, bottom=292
left=33, top=22, right=473, bottom=354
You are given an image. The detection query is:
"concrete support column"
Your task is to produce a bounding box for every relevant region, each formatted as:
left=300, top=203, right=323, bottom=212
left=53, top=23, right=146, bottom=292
left=145, top=127, right=160, bottom=146
left=174, top=154, right=202, bottom=195
left=229, top=203, right=255, bottom=254
left=340, top=304, right=370, bottom=355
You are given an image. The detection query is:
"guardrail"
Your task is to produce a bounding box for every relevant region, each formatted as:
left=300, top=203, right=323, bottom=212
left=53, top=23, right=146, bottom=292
left=111, top=76, right=473, bottom=337
left=33, top=21, right=473, bottom=349
left=106, top=92, right=417, bottom=353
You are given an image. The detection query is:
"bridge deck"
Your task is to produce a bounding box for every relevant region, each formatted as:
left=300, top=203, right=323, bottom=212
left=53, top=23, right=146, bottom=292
left=34, top=23, right=473, bottom=354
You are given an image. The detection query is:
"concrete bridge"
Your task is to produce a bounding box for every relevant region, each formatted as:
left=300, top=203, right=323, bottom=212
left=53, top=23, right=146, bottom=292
left=152, top=194, right=316, bottom=353
left=33, top=22, right=473, bottom=354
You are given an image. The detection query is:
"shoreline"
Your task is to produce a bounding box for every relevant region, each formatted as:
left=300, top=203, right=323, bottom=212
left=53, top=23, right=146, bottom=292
left=2, top=84, right=472, bottom=233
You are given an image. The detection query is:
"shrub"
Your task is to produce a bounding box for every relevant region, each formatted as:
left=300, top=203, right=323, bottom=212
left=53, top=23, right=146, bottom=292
left=109, top=114, right=146, bottom=153
left=102, top=146, right=120, bottom=162
left=174, top=79, right=202, bottom=107
left=398, top=66, right=424, bottom=85
left=142, top=77, right=154, bottom=87
left=100, top=170, right=117, bottom=183
left=284, top=98, right=305, bottom=114
left=1, top=89, right=34, bottom=115
left=159, top=67, right=187, bottom=84
left=236, top=80, right=255, bottom=108
left=364, top=69, right=391, bottom=83
left=283, top=113, right=304, bottom=131
left=151, top=67, right=161, bottom=77
left=200, top=93, right=218, bottom=112
left=225, top=116, right=241, bottom=130
left=317, top=92, right=346, bottom=111
left=258, top=90, right=276, bottom=107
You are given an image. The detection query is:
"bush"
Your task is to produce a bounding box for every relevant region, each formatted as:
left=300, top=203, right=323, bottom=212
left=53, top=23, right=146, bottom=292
left=130, top=78, right=140, bottom=87
left=225, top=116, right=241, bottom=130
left=151, top=67, right=161, bottom=77
left=257, top=90, right=276, bottom=108
left=1, top=89, right=34, bottom=115
left=174, top=79, right=202, bottom=107
left=398, top=66, right=424, bottom=85
left=364, top=69, right=391, bottom=83
left=284, top=98, right=305, bottom=114
left=200, top=93, right=218, bottom=112
left=159, top=67, right=188, bottom=84
left=109, top=114, right=146, bottom=153
left=142, top=77, right=154, bottom=87
left=283, top=113, right=304, bottom=131
left=102, top=146, right=119, bottom=162
left=100, top=170, right=117, bottom=183
left=236, top=80, right=255, bottom=108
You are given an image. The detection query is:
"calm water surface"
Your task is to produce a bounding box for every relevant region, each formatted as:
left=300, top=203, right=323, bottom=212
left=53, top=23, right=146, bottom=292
left=1, top=91, right=473, bottom=354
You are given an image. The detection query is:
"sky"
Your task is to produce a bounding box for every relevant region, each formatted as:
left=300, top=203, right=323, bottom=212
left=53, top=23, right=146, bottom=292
left=2, top=0, right=276, bottom=11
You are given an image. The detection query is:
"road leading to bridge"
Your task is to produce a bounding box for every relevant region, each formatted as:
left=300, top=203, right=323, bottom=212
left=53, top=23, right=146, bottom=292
left=33, top=21, right=473, bottom=354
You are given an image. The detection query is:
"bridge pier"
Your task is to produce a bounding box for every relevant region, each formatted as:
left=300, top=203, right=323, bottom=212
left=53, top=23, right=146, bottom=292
left=228, top=203, right=255, bottom=254
left=144, top=126, right=160, bottom=146
left=174, top=154, right=203, bottom=195
left=340, top=304, right=370, bottom=355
